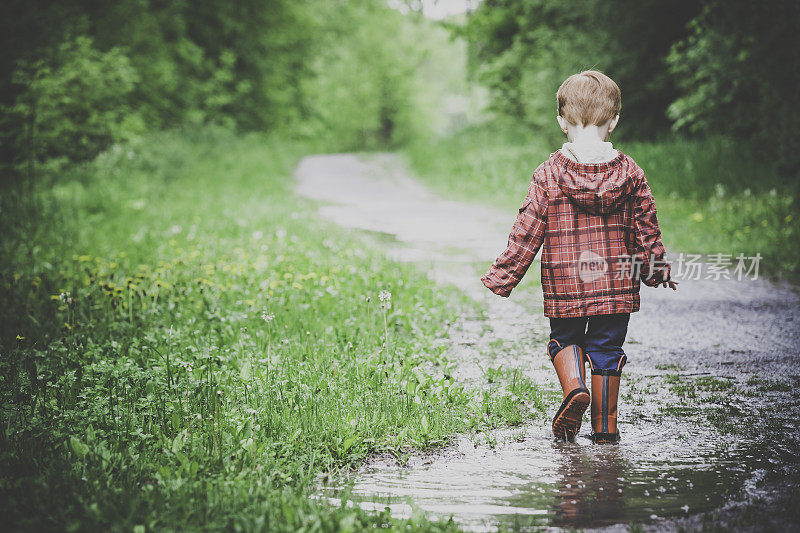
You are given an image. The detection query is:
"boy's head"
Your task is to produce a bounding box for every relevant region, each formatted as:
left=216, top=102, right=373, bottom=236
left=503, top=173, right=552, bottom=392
left=556, top=70, right=621, bottom=140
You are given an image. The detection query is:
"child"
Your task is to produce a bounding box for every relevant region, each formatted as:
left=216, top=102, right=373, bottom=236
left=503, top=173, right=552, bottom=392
left=481, top=70, right=677, bottom=443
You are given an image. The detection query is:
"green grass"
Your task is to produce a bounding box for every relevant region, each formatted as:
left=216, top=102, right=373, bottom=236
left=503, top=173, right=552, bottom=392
left=405, top=121, right=800, bottom=278
left=0, top=128, right=543, bottom=531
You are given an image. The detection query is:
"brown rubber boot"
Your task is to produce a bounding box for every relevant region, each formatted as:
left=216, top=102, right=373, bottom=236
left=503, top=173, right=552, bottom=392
left=590, top=356, right=626, bottom=443
left=548, top=339, right=590, bottom=440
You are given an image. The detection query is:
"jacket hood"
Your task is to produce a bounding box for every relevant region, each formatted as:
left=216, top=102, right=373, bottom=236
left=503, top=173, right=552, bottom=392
left=554, top=150, right=633, bottom=215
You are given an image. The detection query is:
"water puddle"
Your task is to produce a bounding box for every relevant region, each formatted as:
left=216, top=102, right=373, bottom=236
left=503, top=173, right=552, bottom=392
left=320, top=415, right=766, bottom=530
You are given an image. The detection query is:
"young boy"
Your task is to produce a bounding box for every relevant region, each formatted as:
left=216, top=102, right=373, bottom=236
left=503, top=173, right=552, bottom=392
left=481, top=70, right=677, bottom=443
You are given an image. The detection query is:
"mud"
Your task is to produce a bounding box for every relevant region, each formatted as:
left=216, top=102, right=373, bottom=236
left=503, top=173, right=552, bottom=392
left=295, top=153, right=800, bottom=531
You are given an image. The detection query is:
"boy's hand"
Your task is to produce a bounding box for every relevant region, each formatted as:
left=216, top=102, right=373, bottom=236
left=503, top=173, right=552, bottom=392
left=660, top=280, right=679, bottom=290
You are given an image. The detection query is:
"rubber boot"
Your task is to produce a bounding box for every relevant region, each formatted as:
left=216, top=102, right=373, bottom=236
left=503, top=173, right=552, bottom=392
left=590, top=355, right=626, bottom=443
left=548, top=339, right=590, bottom=440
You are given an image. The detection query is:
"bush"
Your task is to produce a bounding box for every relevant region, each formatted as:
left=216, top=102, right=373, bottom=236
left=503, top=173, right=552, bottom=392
left=4, top=36, right=145, bottom=175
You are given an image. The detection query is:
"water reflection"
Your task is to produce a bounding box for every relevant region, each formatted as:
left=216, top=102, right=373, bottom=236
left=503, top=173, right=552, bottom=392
left=551, top=444, right=626, bottom=528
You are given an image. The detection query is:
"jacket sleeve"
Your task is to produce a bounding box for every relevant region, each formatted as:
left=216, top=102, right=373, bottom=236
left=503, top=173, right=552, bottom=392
left=632, top=173, right=671, bottom=286
left=481, top=173, right=548, bottom=297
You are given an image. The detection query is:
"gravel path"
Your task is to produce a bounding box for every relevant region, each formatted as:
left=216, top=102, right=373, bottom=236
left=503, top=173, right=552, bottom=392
left=295, top=153, right=800, bottom=532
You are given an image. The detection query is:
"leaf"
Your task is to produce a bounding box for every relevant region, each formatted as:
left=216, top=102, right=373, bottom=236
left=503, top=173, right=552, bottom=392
left=171, top=432, right=184, bottom=454
left=342, top=435, right=357, bottom=453
left=69, top=436, right=89, bottom=460
left=242, top=437, right=256, bottom=456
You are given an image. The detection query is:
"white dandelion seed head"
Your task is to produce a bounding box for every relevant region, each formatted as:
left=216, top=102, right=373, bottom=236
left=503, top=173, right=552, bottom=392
left=378, top=290, right=392, bottom=303
left=262, top=311, right=275, bottom=322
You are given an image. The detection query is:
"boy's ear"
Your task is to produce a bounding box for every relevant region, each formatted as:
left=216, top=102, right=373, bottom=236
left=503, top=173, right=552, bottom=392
left=607, top=114, right=620, bottom=133
left=556, top=115, right=569, bottom=134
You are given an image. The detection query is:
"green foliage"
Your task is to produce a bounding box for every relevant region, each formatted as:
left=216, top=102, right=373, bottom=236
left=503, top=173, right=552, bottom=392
left=1, top=1, right=459, bottom=176
left=301, top=4, right=431, bottom=150
left=458, top=0, right=698, bottom=138
left=0, top=130, right=542, bottom=530
left=4, top=36, right=144, bottom=173
left=666, top=0, right=800, bottom=172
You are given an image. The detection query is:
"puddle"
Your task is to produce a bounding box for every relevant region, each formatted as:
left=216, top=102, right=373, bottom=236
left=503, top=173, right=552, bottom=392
left=319, top=408, right=771, bottom=530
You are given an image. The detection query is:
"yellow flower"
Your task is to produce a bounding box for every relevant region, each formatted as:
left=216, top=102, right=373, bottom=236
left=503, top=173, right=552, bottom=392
left=16, top=334, right=24, bottom=340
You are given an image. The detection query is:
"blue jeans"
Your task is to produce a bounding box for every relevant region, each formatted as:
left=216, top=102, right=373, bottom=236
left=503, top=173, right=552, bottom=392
left=548, top=313, right=630, bottom=370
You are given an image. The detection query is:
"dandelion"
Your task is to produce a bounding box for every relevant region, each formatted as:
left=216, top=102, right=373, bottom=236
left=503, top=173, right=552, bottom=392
left=261, top=311, right=274, bottom=322
left=378, top=290, right=392, bottom=360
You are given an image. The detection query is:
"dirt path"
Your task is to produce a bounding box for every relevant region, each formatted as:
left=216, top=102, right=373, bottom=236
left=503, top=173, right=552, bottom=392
left=295, top=153, right=800, bottom=531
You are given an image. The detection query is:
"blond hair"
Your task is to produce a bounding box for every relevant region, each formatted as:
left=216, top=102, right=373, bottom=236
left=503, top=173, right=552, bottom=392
left=557, top=70, right=621, bottom=126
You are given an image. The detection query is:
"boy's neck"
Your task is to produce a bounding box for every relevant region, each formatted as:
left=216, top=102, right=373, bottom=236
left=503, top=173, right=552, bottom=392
left=568, top=124, right=609, bottom=144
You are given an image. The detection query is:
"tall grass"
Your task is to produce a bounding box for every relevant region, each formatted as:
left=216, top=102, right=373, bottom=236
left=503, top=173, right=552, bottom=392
left=0, top=129, right=543, bottom=530
left=406, top=121, right=799, bottom=277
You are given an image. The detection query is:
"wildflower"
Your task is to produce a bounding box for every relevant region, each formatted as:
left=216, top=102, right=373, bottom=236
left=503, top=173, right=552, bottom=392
left=15, top=334, right=24, bottom=341
left=261, top=310, right=275, bottom=322
left=59, top=291, right=73, bottom=305
left=379, top=290, right=392, bottom=308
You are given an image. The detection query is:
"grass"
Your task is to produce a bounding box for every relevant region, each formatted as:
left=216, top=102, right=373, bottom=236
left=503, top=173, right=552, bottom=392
left=0, top=128, right=544, bottom=531
left=405, top=120, right=800, bottom=278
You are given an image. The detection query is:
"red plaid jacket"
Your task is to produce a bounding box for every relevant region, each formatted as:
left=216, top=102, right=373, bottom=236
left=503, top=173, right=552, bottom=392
left=481, top=150, right=670, bottom=317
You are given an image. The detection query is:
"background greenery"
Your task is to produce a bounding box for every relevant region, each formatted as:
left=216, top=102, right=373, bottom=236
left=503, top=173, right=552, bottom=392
left=2, top=0, right=799, bottom=530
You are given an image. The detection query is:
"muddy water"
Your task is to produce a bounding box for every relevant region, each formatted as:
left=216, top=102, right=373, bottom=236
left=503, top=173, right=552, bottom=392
left=295, top=153, right=800, bottom=530
left=323, top=421, right=767, bottom=531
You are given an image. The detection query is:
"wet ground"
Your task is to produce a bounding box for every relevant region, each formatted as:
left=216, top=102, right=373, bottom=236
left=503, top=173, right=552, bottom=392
left=295, top=153, right=800, bottom=531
